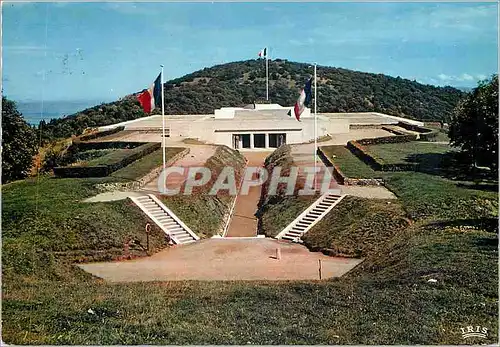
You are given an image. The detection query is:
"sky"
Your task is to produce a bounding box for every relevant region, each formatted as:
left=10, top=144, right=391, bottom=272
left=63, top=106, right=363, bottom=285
left=2, top=1, right=498, bottom=103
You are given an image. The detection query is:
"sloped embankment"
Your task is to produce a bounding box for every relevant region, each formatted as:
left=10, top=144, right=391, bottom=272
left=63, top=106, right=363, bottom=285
left=302, top=196, right=410, bottom=257
left=161, top=145, right=246, bottom=238
left=257, top=145, right=317, bottom=237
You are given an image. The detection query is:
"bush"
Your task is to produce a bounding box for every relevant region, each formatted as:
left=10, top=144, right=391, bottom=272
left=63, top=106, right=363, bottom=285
left=2, top=97, right=38, bottom=183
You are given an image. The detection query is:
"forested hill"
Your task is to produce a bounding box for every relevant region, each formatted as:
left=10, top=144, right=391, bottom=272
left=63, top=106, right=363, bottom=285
left=39, top=59, right=464, bottom=140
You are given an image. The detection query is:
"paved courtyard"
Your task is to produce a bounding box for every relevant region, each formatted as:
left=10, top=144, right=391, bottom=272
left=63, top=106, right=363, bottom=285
left=79, top=238, right=362, bottom=282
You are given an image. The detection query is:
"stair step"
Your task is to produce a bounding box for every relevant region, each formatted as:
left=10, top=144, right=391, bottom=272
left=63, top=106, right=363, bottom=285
left=288, top=231, right=303, bottom=236
left=151, top=210, right=166, bottom=214
left=160, top=217, right=176, bottom=222
left=160, top=222, right=177, bottom=227
left=169, top=228, right=185, bottom=233
left=323, top=198, right=338, bottom=203
left=171, top=232, right=188, bottom=238
left=296, top=222, right=310, bottom=227
left=165, top=225, right=182, bottom=231
left=282, top=236, right=298, bottom=242
left=161, top=219, right=177, bottom=223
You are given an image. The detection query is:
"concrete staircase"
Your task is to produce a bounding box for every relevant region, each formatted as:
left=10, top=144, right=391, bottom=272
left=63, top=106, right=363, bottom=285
left=130, top=194, right=199, bottom=245
left=276, top=192, right=346, bottom=242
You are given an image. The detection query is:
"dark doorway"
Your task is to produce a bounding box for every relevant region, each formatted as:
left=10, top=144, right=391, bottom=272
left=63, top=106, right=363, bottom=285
left=254, top=134, right=266, bottom=148
left=269, top=133, right=286, bottom=148
left=241, top=134, right=251, bottom=148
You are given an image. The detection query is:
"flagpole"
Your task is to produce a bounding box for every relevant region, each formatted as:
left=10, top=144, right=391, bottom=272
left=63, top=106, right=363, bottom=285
left=314, top=63, right=317, bottom=191
left=161, top=64, right=166, bottom=170
left=266, top=47, right=269, bottom=101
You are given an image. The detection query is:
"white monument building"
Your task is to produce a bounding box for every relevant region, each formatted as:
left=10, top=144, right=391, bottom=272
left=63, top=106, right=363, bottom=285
left=99, top=103, right=424, bottom=149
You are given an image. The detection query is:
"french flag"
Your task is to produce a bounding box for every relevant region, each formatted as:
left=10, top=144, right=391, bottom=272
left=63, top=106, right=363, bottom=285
left=258, top=47, right=267, bottom=58
left=293, top=78, right=313, bottom=121
left=137, top=73, right=162, bottom=113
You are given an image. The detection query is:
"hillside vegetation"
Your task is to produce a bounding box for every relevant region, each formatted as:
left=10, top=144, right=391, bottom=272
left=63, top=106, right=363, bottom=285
left=39, top=59, right=464, bottom=141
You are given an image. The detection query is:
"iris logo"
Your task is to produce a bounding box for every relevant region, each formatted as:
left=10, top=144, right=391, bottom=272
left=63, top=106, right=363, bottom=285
left=460, top=325, right=488, bottom=339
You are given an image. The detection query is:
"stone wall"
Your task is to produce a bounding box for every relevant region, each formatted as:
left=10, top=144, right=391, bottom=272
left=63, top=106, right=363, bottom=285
left=317, top=147, right=384, bottom=186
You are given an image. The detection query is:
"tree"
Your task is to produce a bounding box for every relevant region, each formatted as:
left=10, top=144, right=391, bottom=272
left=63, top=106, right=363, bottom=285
left=2, top=97, right=38, bottom=183
left=449, top=75, right=498, bottom=172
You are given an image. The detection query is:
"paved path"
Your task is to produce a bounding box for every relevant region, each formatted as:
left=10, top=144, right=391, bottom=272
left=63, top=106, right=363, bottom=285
left=141, top=144, right=216, bottom=194
left=83, top=191, right=145, bottom=203
left=340, top=186, right=397, bottom=199
left=225, top=152, right=271, bottom=237
left=78, top=238, right=362, bottom=282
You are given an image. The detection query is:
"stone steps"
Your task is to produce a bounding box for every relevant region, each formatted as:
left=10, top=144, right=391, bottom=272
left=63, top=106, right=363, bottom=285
left=131, top=194, right=199, bottom=245
left=276, top=193, right=345, bottom=243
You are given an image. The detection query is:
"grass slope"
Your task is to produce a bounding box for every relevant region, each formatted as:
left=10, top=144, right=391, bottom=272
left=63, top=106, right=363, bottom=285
left=111, top=147, right=185, bottom=181
left=367, top=142, right=454, bottom=167
left=302, top=196, right=409, bottom=257
left=2, top=177, right=168, bottom=282
left=321, top=145, right=379, bottom=178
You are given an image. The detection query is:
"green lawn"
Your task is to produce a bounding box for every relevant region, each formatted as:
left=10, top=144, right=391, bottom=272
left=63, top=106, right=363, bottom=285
left=367, top=142, right=454, bottom=166
left=383, top=172, right=498, bottom=221
left=424, top=125, right=450, bottom=142
left=1, top=176, right=168, bottom=282
left=302, top=196, right=409, bottom=257
left=320, top=145, right=380, bottom=178
left=111, top=147, right=185, bottom=182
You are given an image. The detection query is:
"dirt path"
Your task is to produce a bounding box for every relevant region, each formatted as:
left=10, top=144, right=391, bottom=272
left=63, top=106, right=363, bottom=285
left=225, top=152, right=271, bottom=237
left=78, top=238, right=362, bottom=281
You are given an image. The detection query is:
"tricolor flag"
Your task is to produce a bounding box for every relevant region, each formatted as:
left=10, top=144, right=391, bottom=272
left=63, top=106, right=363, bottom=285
left=258, top=47, right=267, bottom=58
left=137, top=73, right=162, bottom=113
left=293, top=78, right=313, bottom=121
